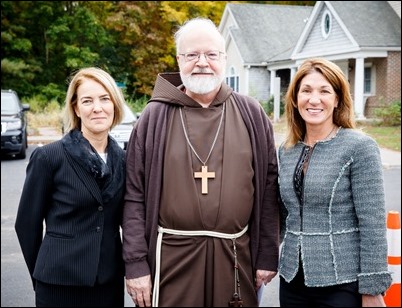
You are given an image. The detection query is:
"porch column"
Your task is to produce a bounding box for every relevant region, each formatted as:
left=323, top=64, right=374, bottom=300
left=274, top=77, right=281, bottom=122
left=270, top=69, right=276, bottom=98
left=290, top=67, right=297, bottom=81
left=354, top=58, right=365, bottom=119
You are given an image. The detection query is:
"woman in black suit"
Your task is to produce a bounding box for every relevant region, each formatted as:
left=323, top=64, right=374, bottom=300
left=15, top=67, right=127, bottom=307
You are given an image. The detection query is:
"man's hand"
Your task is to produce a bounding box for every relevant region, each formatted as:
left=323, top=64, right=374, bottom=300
left=255, top=269, right=277, bottom=289
left=126, top=275, right=152, bottom=307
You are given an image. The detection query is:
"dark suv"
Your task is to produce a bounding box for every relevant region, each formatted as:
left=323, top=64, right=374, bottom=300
left=1, top=89, right=30, bottom=159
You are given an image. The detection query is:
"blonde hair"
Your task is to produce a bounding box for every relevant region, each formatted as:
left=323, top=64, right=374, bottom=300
left=283, top=58, right=356, bottom=149
left=63, top=67, right=125, bottom=133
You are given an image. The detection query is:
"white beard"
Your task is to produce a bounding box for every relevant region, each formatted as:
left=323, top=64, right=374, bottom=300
left=180, top=72, right=224, bottom=94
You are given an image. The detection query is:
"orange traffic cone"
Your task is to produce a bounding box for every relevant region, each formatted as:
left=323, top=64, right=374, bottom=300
left=384, top=211, right=401, bottom=307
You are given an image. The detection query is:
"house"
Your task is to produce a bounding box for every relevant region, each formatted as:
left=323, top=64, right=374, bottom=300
left=219, top=1, right=401, bottom=119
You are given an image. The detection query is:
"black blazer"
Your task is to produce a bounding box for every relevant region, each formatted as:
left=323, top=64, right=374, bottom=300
left=15, top=140, right=125, bottom=288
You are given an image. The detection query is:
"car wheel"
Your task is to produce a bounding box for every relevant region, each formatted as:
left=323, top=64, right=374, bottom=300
left=16, top=135, right=27, bottom=159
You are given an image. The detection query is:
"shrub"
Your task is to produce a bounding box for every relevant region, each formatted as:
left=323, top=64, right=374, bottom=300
left=45, top=99, right=63, bottom=113
left=24, top=94, right=49, bottom=113
left=262, top=95, right=284, bottom=118
left=38, top=83, right=65, bottom=104
left=127, top=95, right=149, bottom=113
left=374, top=100, right=401, bottom=126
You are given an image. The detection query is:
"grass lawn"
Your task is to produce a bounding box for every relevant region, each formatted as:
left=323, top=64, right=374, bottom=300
left=359, top=124, right=400, bottom=152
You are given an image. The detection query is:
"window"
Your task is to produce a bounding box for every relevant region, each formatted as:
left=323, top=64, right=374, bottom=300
left=364, top=67, right=372, bottom=94
left=226, top=67, right=239, bottom=92
left=321, top=10, right=332, bottom=39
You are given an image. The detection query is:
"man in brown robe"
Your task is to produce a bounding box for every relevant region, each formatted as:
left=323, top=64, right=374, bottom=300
left=122, top=17, right=279, bottom=307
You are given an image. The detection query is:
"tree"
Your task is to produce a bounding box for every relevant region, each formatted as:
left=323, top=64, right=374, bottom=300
left=106, top=1, right=229, bottom=96
left=1, top=1, right=315, bottom=102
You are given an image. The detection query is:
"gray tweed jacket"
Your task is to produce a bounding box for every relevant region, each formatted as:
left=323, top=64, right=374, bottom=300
left=278, top=127, right=392, bottom=295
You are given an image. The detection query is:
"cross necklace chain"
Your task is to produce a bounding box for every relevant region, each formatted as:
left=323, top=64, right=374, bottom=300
left=179, top=103, right=226, bottom=194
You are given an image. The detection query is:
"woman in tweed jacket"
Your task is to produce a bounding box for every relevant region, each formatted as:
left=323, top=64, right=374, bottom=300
left=278, top=58, right=391, bottom=307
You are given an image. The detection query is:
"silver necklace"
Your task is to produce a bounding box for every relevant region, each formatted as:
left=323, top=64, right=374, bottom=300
left=305, top=125, right=337, bottom=146
left=179, top=103, right=225, bottom=194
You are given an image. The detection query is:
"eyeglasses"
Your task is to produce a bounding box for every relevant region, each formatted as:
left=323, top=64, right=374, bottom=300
left=178, top=51, right=225, bottom=62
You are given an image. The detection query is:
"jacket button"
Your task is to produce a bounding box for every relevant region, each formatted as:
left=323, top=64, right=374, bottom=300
left=96, top=227, right=101, bottom=232
left=98, top=206, right=103, bottom=211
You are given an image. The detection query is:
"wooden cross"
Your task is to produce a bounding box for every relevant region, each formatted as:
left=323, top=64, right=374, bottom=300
left=194, top=165, right=215, bottom=194
left=229, top=293, right=243, bottom=307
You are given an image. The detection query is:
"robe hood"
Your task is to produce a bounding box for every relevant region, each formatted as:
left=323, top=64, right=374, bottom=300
left=148, top=72, right=233, bottom=108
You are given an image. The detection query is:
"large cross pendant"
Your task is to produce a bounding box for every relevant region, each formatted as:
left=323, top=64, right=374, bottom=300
left=194, top=165, right=215, bottom=194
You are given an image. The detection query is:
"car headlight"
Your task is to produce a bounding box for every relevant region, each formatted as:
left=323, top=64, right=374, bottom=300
left=5, top=120, right=22, bottom=130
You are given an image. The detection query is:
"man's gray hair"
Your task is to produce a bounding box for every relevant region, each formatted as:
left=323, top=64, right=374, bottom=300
left=174, top=17, right=226, bottom=54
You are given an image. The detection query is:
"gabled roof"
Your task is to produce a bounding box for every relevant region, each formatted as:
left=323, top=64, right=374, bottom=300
left=330, top=1, right=400, bottom=47
left=293, top=1, right=401, bottom=57
left=222, top=3, right=313, bottom=64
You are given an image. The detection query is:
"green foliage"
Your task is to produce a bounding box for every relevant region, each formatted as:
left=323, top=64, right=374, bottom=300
left=1, top=58, right=40, bottom=98
left=374, top=100, right=401, bottom=126
left=45, top=99, right=63, bottom=113
left=3, top=0, right=275, bottom=100
left=24, top=94, right=49, bottom=113
left=1, top=1, right=316, bottom=107
left=37, top=83, right=65, bottom=104
left=262, top=95, right=284, bottom=117
left=22, top=86, right=64, bottom=114
left=127, top=95, right=150, bottom=113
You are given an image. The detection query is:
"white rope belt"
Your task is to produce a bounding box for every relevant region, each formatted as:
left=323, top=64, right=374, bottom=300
left=152, top=225, right=249, bottom=307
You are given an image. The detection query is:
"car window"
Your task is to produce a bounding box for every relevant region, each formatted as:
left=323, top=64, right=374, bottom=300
left=1, top=93, right=20, bottom=114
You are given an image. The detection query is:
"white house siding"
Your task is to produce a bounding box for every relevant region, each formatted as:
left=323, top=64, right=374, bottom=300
left=298, top=9, right=355, bottom=58
left=333, top=60, right=349, bottom=81
left=225, top=40, right=247, bottom=94
left=248, top=67, right=270, bottom=102
left=220, top=9, right=236, bottom=41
